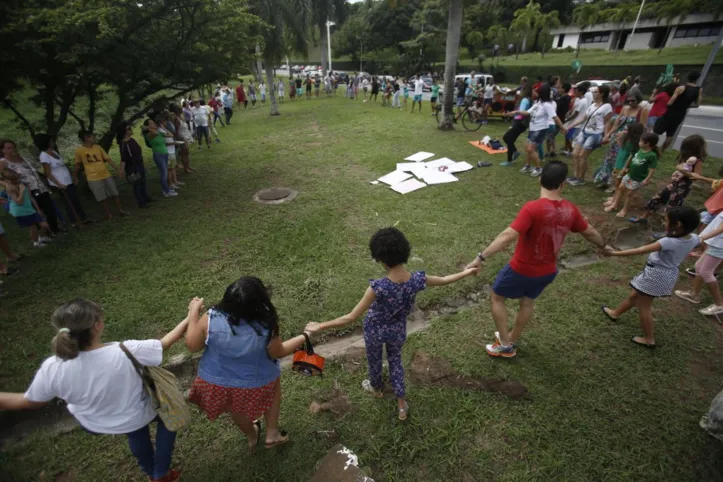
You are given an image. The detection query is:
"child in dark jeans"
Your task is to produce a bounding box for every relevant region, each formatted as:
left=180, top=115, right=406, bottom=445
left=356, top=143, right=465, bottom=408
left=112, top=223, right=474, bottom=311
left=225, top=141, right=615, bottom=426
left=305, top=228, right=479, bottom=421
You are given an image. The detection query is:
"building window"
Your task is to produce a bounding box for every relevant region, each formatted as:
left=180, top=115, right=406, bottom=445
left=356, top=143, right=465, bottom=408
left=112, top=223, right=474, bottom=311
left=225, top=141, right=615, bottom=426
left=580, top=32, right=610, bottom=44
left=674, top=24, right=721, bottom=39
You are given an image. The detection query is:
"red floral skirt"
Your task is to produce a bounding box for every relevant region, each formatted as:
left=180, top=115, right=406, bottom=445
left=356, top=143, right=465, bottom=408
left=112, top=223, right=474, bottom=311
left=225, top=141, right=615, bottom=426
left=188, top=377, right=278, bottom=421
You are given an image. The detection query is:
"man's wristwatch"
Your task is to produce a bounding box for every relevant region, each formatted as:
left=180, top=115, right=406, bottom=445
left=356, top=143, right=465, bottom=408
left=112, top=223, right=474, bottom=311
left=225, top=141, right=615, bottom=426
left=476, top=252, right=486, bottom=262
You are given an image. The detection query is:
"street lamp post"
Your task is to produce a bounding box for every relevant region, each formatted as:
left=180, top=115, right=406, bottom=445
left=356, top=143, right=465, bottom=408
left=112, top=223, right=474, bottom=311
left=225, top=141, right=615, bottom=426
left=357, top=36, right=363, bottom=72
left=625, top=0, right=646, bottom=51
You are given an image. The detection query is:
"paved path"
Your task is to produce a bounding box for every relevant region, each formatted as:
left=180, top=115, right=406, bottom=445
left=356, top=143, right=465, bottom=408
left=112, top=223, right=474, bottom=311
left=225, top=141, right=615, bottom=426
left=674, top=105, right=723, bottom=158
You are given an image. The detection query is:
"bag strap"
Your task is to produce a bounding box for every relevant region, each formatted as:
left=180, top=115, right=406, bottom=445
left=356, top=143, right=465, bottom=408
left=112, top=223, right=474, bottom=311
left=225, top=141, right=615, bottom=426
left=120, top=342, right=148, bottom=381
left=582, top=103, right=604, bottom=133
left=302, top=332, right=314, bottom=355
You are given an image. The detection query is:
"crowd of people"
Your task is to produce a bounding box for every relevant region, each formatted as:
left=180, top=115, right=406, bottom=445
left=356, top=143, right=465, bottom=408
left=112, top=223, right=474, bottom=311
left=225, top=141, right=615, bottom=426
left=0, top=67, right=719, bottom=481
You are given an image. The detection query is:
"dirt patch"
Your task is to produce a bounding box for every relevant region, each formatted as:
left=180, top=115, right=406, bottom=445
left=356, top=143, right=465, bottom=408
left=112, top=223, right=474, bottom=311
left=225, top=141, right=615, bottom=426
left=585, top=275, right=629, bottom=287
left=337, top=346, right=367, bottom=374
left=409, top=351, right=531, bottom=401
left=310, top=444, right=374, bottom=482
left=309, top=388, right=353, bottom=417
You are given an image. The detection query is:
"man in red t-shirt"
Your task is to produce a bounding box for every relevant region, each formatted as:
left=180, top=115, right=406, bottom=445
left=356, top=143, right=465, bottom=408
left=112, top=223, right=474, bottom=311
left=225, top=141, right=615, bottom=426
left=467, top=161, right=605, bottom=358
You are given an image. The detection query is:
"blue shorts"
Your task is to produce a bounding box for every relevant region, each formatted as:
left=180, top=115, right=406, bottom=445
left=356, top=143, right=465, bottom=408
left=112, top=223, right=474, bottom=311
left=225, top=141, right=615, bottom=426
left=575, top=131, right=603, bottom=150
left=647, top=116, right=658, bottom=129
left=15, top=212, right=44, bottom=228
left=414, top=94, right=422, bottom=102
left=565, top=127, right=578, bottom=141
left=492, top=264, right=557, bottom=300
left=528, top=129, right=547, bottom=146
left=546, top=125, right=558, bottom=140
left=483, top=98, right=493, bottom=105
left=456, top=97, right=465, bottom=107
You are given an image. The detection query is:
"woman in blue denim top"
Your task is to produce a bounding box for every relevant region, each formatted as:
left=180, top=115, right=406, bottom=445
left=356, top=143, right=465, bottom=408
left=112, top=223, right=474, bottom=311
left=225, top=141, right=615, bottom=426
left=186, top=277, right=312, bottom=449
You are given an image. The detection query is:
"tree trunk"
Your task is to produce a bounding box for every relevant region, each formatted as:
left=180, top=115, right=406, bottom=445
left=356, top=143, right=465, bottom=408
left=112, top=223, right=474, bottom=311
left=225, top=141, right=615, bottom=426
left=438, top=0, right=463, bottom=130
left=265, top=59, right=280, bottom=116
left=658, top=25, right=672, bottom=54
left=320, top=20, right=329, bottom=78
left=255, top=43, right=264, bottom=82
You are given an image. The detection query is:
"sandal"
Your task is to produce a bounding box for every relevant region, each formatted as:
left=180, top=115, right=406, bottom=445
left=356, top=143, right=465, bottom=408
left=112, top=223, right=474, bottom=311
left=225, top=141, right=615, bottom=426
left=398, top=402, right=409, bottom=421
left=628, top=217, right=648, bottom=224
left=265, top=430, right=289, bottom=449
left=630, top=335, right=656, bottom=349
left=601, top=305, right=618, bottom=322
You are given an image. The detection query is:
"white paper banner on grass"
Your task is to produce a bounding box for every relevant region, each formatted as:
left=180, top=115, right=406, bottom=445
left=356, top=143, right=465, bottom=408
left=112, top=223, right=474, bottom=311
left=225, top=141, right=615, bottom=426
left=390, top=178, right=427, bottom=195
left=448, top=161, right=474, bottom=173
left=425, top=157, right=457, bottom=169
left=378, top=170, right=413, bottom=186
left=397, top=163, right=428, bottom=179
left=404, top=151, right=435, bottom=162
left=422, top=170, right=459, bottom=185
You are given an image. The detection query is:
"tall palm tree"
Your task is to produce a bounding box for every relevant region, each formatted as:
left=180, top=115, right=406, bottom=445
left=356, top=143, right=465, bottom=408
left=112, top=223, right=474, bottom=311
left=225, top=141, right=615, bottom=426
left=603, top=2, right=638, bottom=52
left=537, top=11, right=560, bottom=58
left=250, top=0, right=311, bottom=115
left=653, top=0, right=694, bottom=54
left=572, top=3, right=601, bottom=58
left=311, top=0, right=345, bottom=77
left=439, top=0, right=463, bottom=130
left=512, top=1, right=540, bottom=53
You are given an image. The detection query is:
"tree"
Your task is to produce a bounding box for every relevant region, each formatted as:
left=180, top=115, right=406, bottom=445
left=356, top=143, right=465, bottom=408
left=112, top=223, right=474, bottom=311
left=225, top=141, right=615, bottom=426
left=537, top=11, right=561, bottom=58
left=511, top=1, right=541, bottom=53
left=572, top=3, right=601, bottom=58
left=250, top=0, right=311, bottom=116
left=439, top=0, right=464, bottom=130
left=653, top=0, right=695, bottom=54
left=0, top=0, right=257, bottom=149
left=487, top=25, right=509, bottom=55
left=311, top=0, right=346, bottom=77
left=602, top=2, right=639, bottom=52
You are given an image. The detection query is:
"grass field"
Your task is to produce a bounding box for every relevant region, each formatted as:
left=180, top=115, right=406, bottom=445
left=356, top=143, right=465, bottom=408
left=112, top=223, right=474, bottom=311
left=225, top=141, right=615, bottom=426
left=1, top=94, right=723, bottom=481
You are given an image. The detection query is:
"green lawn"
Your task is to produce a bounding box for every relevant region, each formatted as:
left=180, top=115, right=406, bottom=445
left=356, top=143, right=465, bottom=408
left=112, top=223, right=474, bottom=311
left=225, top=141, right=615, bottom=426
left=1, top=95, right=722, bottom=481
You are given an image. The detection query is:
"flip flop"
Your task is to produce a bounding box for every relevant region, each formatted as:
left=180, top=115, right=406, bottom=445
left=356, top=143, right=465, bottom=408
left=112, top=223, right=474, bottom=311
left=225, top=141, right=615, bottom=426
left=477, top=162, right=493, bottom=167
left=601, top=305, right=618, bottom=322
left=265, top=430, right=289, bottom=449
left=630, top=336, right=656, bottom=349
left=249, top=420, right=262, bottom=451
left=629, top=217, right=648, bottom=224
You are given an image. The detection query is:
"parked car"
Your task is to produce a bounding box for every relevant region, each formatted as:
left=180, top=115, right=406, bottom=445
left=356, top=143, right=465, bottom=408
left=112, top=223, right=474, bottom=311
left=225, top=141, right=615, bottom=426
left=291, top=65, right=303, bottom=73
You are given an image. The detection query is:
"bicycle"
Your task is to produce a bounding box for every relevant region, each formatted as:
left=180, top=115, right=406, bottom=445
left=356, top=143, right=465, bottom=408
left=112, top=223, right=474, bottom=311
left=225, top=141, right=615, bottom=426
left=433, top=95, right=485, bottom=132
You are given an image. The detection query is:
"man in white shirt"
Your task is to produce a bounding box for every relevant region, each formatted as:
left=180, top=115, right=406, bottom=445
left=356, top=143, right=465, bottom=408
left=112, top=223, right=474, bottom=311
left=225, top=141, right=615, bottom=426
left=411, top=74, right=425, bottom=113
left=191, top=100, right=212, bottom=149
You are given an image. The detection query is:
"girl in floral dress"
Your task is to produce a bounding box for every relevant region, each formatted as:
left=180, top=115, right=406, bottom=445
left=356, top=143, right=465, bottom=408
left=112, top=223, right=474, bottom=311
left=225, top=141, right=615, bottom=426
left=306, top=228, right=479, bottom=421
left=593, top=90, right=642, bottom=188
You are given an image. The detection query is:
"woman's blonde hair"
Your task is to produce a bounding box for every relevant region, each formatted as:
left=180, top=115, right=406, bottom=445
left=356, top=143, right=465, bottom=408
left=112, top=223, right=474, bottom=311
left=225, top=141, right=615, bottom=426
left=51, top=298, right=103, bottom=360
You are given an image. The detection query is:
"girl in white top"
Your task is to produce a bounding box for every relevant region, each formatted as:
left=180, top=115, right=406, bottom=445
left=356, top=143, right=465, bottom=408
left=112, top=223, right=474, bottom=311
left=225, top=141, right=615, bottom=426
left=567, top=84, right=613, bottom=185
left=0, top=297, right=199, bottom=482
left=34, top=134, right=89, bottom=228
left=259, top=81, right=267, bottom=105
left=675, top=211, right=723, bottom=315
left=515, top=84, right=566, bottom=178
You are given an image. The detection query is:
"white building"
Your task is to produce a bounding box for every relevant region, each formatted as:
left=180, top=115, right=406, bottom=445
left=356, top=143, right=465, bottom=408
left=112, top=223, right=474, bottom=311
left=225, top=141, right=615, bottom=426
left=550, top=13, right=722, bottom=51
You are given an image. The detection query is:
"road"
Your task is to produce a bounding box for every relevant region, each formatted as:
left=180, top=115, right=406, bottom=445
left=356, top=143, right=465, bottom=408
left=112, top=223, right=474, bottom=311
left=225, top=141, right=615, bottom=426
left=674, top=105, right=723, bottom=158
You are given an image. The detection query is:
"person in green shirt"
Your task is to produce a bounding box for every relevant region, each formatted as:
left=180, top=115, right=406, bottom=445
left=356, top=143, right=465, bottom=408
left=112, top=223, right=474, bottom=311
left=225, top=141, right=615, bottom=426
left=142, top=119, right=177, bottom=197
left=605, top=132, right=660, bottom=218
left=430, top=79, right=441, bottom=114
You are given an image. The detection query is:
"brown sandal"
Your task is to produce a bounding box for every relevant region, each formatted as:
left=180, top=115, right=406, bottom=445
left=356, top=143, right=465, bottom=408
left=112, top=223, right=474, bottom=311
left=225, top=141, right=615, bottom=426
left=265, top=430, right=289, bottom=449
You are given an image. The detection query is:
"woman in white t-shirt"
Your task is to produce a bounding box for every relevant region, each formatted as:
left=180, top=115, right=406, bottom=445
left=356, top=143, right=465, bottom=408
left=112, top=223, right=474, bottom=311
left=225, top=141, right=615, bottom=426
left=34, top=134, right=89, bottom=228
left=0, top=297, right=198, bottom=482
left=517, top=85, right=566, bottom=178
left=567, top=84, right=613, bottom=185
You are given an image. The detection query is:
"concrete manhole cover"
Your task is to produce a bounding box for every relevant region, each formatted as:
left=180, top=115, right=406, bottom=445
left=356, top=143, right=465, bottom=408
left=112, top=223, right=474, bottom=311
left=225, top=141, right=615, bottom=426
left=253, top=188, right=298, bottom=205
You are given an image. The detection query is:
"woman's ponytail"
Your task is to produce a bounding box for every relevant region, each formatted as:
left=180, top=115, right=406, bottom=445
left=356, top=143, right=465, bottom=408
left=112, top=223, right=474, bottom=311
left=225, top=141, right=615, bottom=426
left=50, top=298, right=103, bottom=360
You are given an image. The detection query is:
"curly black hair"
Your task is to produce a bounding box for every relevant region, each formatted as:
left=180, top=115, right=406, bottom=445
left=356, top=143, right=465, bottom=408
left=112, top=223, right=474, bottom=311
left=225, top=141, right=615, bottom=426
left=369, top=227, right=411, bottom=267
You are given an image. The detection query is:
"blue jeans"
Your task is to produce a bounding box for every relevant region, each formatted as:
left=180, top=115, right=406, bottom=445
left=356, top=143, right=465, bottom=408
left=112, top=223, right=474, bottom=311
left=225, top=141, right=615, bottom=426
left=152, top=152, right=170, bottom=194
left=129, top=168, right=151, bottom=207
left=126, top=418, right=177, bottom=479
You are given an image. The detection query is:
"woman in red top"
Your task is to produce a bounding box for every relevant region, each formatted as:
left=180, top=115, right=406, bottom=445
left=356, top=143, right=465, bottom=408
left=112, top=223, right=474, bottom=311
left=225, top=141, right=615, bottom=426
left=646, top=83, right=676, bottom=132
left=236, top=82, right=247, bottom=110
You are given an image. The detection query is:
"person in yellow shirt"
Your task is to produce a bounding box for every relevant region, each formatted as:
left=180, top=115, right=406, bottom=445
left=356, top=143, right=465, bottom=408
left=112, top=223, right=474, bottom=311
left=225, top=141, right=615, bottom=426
left=73, top=130, right=126, bottom=220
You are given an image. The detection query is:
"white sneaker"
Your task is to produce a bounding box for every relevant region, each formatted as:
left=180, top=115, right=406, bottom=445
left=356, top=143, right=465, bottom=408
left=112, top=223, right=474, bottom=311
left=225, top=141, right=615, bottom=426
left=530, top=167, right=543, bottom=177
left=33, top=241, right=46, bottom=248
left=39, top=236, right=53, bottom=243
left=700, top=304, right=723, bottom=316
left=163, top=191, right=179, bottom=197
left=175, top=181, right=185, bottom=186
left=519, top=165, right=532, bottom=173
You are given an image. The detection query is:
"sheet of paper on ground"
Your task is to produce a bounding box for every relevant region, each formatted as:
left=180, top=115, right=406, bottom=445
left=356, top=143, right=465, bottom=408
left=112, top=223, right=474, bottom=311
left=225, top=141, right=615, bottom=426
left=404, top=151, right=435, bottom=162
left=421, top=170, right=459, bottom=185
left=378, top=170, right=413, bottom=186
left=390, top=178, right=427, bottom=195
